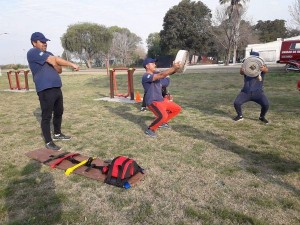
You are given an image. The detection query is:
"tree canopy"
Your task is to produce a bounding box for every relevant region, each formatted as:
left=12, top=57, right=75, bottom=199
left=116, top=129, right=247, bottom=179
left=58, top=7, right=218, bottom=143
left=61, top=23, right=143, bottom=68
left=146, top=32, right=162, bottom=58
left=160, top=0, right=213, bottom=56
left=289, top=0, right=300, bottom=28
left=108, top=26, right=142, bottom=66
left=61, top=22, right=112, bottom=68
left=254, top=20, right=287, bottom=43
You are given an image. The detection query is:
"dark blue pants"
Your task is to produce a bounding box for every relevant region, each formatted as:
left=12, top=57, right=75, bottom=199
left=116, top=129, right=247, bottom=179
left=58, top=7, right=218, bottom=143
left=37, top=88, right=64, bottom=143
left=233, top=91, right=269, bottom=118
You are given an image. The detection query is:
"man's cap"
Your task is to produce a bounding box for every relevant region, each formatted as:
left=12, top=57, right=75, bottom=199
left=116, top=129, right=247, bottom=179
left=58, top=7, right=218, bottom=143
left=30, top=32, right=50, bottom=42
left=250, top=51, right=259, bottom=56
left=143, top=58, right=157, bottom=68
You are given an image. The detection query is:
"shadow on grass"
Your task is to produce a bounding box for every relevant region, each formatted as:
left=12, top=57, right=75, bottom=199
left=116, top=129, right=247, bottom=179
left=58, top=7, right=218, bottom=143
left=173, top=124, right=300, bottom=195
left=182, top=100, right=234, bottom=118
left=104, top=105, right=151, bottom=130
left=4, top=161, right=62, bottom=225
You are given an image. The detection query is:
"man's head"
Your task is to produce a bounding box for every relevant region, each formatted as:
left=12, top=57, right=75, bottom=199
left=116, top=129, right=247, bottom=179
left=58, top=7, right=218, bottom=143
left=30, top=32, right=50, bottom=51
left=143, top=58, right=157, bottom=69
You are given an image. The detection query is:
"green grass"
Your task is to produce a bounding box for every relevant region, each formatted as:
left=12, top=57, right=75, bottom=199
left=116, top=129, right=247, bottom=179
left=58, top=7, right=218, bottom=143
left=0, top=67, right=299, bottom=225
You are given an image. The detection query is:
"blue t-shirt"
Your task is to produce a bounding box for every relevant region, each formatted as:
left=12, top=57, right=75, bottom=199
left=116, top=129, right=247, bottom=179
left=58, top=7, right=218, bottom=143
left=142, top=73, right=164, bottom=106
left=161, top=77, right=170, bottom=88
left=241, top=73, right=265, bottom=93
left=27, top=48, right=62, bottom=92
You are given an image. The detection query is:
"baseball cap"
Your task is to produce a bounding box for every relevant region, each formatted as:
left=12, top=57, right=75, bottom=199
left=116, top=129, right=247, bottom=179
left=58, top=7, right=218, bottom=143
left=30, top=32, right=50, bottom=42
left=250, top=51, right=259, bottom=56
left=143, top=58, right=157, bottom=68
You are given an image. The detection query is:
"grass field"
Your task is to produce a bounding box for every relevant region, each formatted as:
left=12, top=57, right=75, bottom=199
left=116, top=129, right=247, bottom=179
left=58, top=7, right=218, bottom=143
left=0, top=67, right=299, bottom=225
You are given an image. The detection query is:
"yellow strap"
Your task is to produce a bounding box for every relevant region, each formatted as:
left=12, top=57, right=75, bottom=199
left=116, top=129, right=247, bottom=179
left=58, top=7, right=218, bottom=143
left=65, top=157, right=95, bottom=176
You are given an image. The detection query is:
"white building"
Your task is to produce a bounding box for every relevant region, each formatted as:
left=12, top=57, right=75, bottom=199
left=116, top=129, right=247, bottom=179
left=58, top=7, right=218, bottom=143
left=245, top=35, right=300, bottom=62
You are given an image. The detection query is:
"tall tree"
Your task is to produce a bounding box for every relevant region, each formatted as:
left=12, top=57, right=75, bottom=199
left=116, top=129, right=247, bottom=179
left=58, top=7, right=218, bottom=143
left=289, top=0, right=300, bottom=28
left=160, top=0, right=213, bottom=57
left=108, top=26, right=142, bottom=66
left=146, top=32, right=162, bottom=58
left=237, top=20, right=260, bottom=59
left=212, top=15, right=259, bottom=63
left=61, top=22, right=112, bottom=68
left=254, top=20, right=287, bottom=43
left=219, top=0, right=249, bottom=64
left=286, top=28, right=300, bottom=38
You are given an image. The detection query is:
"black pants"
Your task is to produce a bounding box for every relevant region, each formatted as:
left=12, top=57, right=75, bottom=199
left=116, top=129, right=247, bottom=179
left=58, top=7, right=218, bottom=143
left=234, top=91, right=269, bottom=118
left=37, top=88, right=64, bottom=143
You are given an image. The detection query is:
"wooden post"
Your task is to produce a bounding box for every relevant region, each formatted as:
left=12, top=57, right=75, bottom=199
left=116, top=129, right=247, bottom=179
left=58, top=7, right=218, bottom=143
left=7, top=71, right=15, bottom=90
left=128, top=68, right=135, bottom=100
left=109, top=69, right=114, bottom=98
left=24, top=70, right=30, bottom=90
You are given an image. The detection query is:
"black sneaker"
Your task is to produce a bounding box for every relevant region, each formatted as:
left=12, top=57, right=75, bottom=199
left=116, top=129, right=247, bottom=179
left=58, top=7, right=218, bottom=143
left=53, top=133, right=71, bottom=141
left=144, top=129, right=157, bottom=138
left=158, top=123, right=171, bottom=129
left=259, top=117, right=269, bottom=124
left=45, top=141, right=61, bottom=151
left=140, top=107, right=147, bottom=111
left=233, top=115, right=244, bottom=121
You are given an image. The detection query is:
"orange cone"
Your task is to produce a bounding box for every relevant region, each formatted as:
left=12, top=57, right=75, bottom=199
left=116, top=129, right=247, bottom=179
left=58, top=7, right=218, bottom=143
left=135, top=91, right=142, bottom=102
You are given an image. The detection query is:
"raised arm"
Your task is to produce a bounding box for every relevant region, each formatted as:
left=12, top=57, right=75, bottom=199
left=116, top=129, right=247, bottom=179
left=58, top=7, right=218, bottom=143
left=152, top=62, right=181, bottom=81
left=46, top=56, right=79, bottom=74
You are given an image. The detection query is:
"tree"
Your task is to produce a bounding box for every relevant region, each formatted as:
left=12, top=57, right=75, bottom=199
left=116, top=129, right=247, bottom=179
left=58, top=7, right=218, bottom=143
left=289, top=0, right=300, bottom=28
left=219, top=0, right=249, bottom=65
left=146, top=32, right=162, bottom=58
left=286, top=28, right=300, bottom=38
left=213, top=6, right=233, bottom=62
left=237, top=20, right=260, bottom=59
left=108, top=26, right=142, bottom=66
left=61, top=22, right=112, bottom=68
left=160, top=0, right=213, bottom=57
left=254, top=20, right=287, bottom=43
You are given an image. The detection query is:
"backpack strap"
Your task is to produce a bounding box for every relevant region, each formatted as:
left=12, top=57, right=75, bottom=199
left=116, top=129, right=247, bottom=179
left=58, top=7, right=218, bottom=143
left=85, top=163, right=108, bottom=173
left=105, top=156, right=121, bottom=183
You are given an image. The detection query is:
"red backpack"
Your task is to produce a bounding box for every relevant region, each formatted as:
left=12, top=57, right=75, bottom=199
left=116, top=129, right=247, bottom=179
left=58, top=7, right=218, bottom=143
left=104, top=156, right=143, bottom=188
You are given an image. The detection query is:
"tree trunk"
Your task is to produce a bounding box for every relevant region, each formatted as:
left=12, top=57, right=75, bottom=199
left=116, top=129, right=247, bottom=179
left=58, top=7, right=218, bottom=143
left=225, top=49, right=231, bottom=65
left=84, top=59, right=92, bottom=68
left=106, top=54, right=110, bottom=76
left=233, top=42, right=237, bottom=64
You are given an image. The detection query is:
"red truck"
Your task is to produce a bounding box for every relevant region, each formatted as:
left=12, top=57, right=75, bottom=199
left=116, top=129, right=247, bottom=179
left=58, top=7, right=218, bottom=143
left=277, top=39, right=300, bottom=72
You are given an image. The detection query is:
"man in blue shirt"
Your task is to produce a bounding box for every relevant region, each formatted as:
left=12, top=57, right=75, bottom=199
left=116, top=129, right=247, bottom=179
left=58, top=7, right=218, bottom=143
left=140, top=74, right=170, bottom=111
left=233, top=51, right=269, bottom=124
left=27, top=32, right=79, bottom=150
left=142, top=58, right=181, bottom=138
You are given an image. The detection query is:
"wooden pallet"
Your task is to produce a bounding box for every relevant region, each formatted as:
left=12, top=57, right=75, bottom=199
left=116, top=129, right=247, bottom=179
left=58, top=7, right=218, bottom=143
left=25, top=148, right=145, bottom=187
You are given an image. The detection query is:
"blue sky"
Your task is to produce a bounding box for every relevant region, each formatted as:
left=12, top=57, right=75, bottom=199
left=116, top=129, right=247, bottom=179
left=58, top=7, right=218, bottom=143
left=0, top=0, right=296, bottom=65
